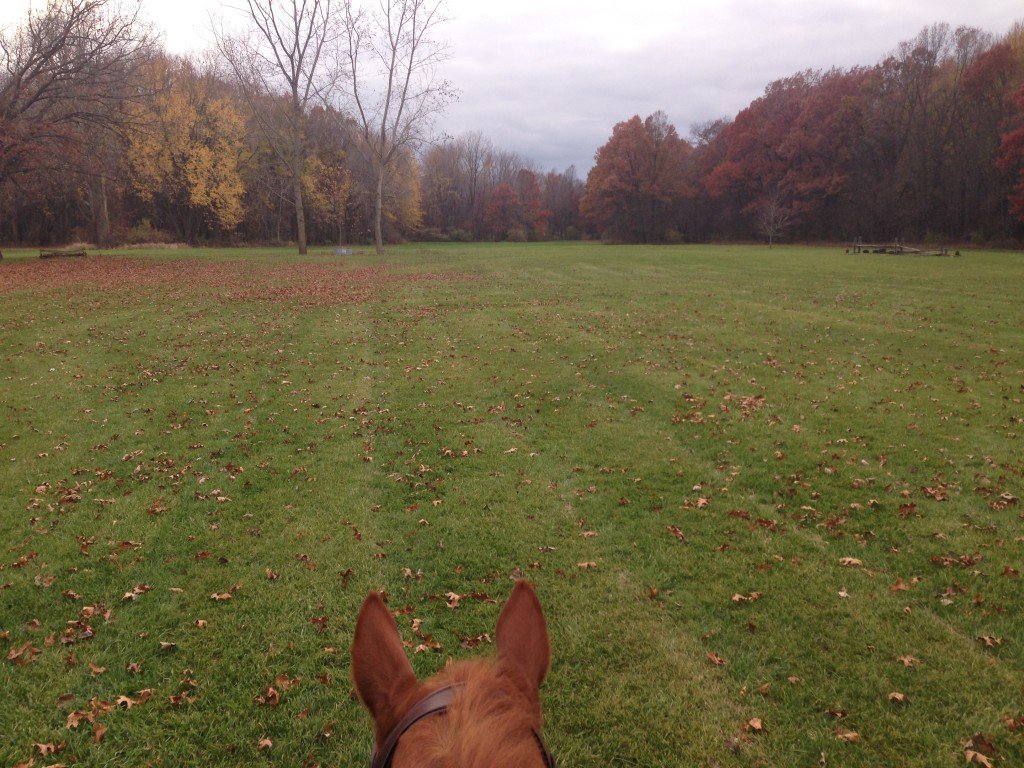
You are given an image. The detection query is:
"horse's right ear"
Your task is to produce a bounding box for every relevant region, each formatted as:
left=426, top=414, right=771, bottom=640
left=352, top=592, right=418, bottom=742
left=496, top=580, right=551, bottom=697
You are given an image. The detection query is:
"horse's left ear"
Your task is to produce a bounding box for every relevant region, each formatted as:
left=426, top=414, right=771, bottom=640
left=496, top=580, right=551, bottom=694
left=352, top=592, right=419, bottom=742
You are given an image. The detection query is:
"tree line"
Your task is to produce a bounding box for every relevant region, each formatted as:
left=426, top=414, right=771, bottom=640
left=2, top=3, right=1023, bottom=250
left=584, top=22, right=1024, bottom=245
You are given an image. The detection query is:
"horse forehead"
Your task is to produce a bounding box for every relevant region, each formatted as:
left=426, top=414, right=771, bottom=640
left=391, top=669, right=544, bottom=768
left=392, top=719, right=548, bottom=768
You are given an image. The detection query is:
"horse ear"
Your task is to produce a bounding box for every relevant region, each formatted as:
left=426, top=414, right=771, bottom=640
left=496, top=580, right=551, bottom=694
left=352, top=592, right=418, bottom=740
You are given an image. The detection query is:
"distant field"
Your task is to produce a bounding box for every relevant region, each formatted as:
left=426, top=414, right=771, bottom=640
left=1, top=242, right=1022, bottom=767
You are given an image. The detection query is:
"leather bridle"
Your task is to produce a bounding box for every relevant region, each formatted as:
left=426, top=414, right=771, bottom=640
left=370, top=684, right=556, bottom=768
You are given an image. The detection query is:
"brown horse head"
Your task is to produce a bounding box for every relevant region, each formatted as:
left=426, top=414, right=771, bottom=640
left=352, top=580, right=554, bottom=768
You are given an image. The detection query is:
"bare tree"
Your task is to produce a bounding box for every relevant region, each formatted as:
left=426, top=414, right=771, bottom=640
left=342, top=0, right=454, bottom=254
left=215, top=0, right=338, bottom=253
left=215, top=0, right=339, bottom=254
left=757, top=190, right=794, bottom=248
left=0, top=0, right=151, bottom=204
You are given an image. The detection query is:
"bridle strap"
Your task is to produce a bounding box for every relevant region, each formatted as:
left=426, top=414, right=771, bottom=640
left=370, top=684, right=556, bottom=768
left=371, top=686, right=457, bottom=768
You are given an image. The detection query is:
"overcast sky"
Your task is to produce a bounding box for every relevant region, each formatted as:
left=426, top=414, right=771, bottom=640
left=4, top=0, right=1022, bottom=173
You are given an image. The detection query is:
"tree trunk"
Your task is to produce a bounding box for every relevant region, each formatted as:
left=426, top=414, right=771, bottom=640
left=374, top=163, right=385, bottom=255
left=294, top=172, right=307, bottom=255
left=292, top=126, right=307, bottom=254
left=94, top=176, right=112, bottom=248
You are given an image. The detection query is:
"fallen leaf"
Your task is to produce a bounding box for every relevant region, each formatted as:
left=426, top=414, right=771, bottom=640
left=706, top=652, right=727, bottom=666
left=888, top=691, right=908, bottom=704
left=839, top=557, right=863, bottom=567
left=835, top=728, right=859, bottom=743
left=254, top=686, right=280, bottom=707
left=257, top=737, right=273, bottom=751
left=732, top=591, right=763, bottom=603
left=965, top=751, right=994, bottom=767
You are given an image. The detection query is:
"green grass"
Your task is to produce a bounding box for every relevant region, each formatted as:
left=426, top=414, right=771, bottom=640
left=1, top=242, right=1022, bottom=767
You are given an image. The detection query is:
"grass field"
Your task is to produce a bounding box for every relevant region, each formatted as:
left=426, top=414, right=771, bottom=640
left=1, top=242, right=1022, bottom=767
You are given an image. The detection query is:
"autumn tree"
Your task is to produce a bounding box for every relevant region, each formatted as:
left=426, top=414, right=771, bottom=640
left=541, top=166, right=583, bottom=239
left=126, top=56, right=247, bottom=240
left=580, top=112, right=692, bottom=242
left=0, top=0, right=151, bottom=246
left=215, top=0, right=339, bottom=254
left=302, top=105, right=354, bottom=244
left=342, top=0, right=454, bottom=254
left=515, top=169, right=549, bottom=239
left=998, top=82, right=1024, bottom=225
left=482, top=182, right=520, bottom=239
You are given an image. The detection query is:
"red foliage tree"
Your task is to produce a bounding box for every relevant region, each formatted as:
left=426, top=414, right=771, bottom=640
left=998, top=83, right=1024, bottom=223
left=515, top=169, right=550, bottom=239
left=483, top=182, right=520, bottom=239
left=580, top=111, right=692, bottom=242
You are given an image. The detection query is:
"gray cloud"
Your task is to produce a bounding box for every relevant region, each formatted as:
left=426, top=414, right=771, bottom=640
left=439, top=0, right=1022, bottom=173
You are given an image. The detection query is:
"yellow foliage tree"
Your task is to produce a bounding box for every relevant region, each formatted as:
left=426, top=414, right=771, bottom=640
left=127, top=56, right=246, bottom=240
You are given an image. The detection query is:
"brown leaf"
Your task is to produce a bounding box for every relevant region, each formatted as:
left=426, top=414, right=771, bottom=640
left=888, top=691, right=908, bottom=704
left=257, top=737, right=273, bottom=751
left=897, top=655, right=920, bottom=668
left=254, top=686, right=280, bottom=707
left=577, top=561, right=598, bottom=569
left=706, top=652, right=727, bottom=666
left=93, top=722, right=107, bottom=743
left=965, top=751, right=994, bottom=767
left=660, top=524, right=687, bottom=545
left=89, top=661, right=107, bottom=676
left=732, top=591, right=762, bottom=603
left=835, top=728, right=860, bottom=742
left=839, top=557, right=863, bottom=567
left=275, top=674, right=300, bottom=691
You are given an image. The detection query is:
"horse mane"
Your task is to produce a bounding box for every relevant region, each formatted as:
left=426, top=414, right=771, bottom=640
left=398, top=658, right=545, bottom=768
